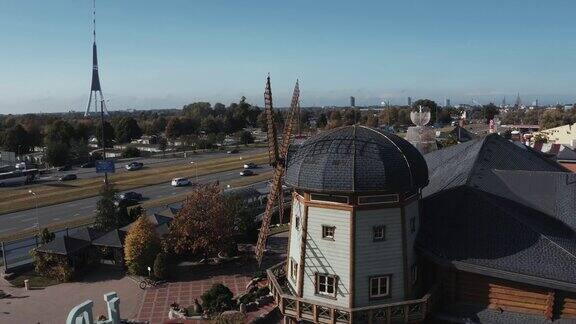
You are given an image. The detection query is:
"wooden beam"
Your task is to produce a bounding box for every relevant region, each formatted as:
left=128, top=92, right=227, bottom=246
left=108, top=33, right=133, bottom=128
left=545, top=291, right=555, bottom=320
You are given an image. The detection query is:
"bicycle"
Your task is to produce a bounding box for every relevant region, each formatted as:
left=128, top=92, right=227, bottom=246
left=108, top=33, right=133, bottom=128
left=139, top=277, right=166, bottom=289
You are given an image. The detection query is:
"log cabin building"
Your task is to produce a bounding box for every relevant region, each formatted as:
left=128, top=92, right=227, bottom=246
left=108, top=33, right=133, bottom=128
left=266, top=126, right=576, bottom=323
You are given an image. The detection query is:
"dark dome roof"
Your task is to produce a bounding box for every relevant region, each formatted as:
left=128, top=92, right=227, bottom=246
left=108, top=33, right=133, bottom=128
left=285, top=125, right=429, bottom=193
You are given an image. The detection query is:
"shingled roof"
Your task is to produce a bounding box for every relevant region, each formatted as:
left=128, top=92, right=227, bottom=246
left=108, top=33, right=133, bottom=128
left=285, top=125, right=429, bottom=193
left=419, top=134, right=576, bottom=291
left=418, top=187, right=576, bottom=291
left=36, top=236, right=91, bottom=256
left=423, top=134, right=567, bottom=198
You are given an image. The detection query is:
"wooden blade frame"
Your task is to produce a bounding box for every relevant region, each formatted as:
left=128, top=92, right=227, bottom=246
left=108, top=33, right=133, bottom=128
left=255, top=78, right=300, bottom=265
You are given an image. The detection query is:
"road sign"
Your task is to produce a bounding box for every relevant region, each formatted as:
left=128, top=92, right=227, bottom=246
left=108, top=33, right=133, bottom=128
left=96, top=160, right=115, bottom=173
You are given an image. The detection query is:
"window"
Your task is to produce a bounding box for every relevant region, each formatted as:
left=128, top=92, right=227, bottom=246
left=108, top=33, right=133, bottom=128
left=410, top=217, right=416, bottom=233
left=310, top=193, right=349, bottom=204
left=411, top=264, right=418, bottom=285
left=316, top=273, right=337, bottom=297
left=358, top=194, right=399, bottom=205
left=290, top=259, right=298, bottom=281
left=373, top=225, right=386, bottom=241
left=370, top=275, right=391, bottom=298
left=322, top=225, right=335, bottom=240
left=295, top=215, right=300, bottom=230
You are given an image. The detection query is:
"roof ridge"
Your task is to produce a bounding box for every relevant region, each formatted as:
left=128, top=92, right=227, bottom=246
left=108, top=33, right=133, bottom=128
left=476, top=189, right=576, bottom=262
left=363, top=126, right=414, bottom=188
left=465, top=135, right=492, bottom=187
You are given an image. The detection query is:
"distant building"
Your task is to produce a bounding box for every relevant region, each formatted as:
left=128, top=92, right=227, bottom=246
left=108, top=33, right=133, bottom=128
left=445, top=98, right=451, bottom=107
left=537, top=123, right=576, bottom=147
left=408, top=96, right=412, bottom=107
left=350, top=96, right=355, bottom=107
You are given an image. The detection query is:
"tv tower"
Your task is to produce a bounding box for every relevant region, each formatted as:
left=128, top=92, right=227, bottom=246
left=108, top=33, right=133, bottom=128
left=85, top=0, right=108, bottom=116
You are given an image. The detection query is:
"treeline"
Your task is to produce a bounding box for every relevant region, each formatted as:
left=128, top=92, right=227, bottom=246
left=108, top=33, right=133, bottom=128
left=500, top=107, right=576, bottom=130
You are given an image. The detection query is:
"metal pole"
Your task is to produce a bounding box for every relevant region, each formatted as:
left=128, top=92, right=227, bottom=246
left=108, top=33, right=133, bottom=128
left=100, top=99, right=108, bottom=185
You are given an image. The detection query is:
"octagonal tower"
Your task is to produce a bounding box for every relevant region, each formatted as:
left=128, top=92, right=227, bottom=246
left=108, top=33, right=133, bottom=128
left=268, top=125, right=432, bottom=323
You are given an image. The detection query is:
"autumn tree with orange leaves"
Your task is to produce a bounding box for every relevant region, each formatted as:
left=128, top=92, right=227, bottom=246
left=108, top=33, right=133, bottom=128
left=124, top=216, right=161, bottom=275
left=164, top=184, right=237, bottom=259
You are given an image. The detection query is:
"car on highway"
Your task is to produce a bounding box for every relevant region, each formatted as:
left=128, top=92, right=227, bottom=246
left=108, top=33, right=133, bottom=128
left=114, top=191, right=143, bottom=207
left=59, top=174, right=77, bottom=181
left=243, top=162, right=257, bottom=169
left=227, top=149, right=239, bottom=154
left=80, top=161, right=95, bottom=168
left=171, top=177, right=191, bottom=187
left=57, top=165, right=72, bottom=172
left=125, top=161, right=144, bottom=171
left=239, top=169, right=254, bottom=176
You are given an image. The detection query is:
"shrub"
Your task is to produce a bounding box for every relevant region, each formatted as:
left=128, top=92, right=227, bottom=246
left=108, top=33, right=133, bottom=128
left=153, top=252, right=168, bottom=280
left=39, top=228, right=55, bottom=244
left=124, top=216, right=161, bottom=275
left=201, top=284, right=235, bottom=314
left=254, top=286, right=270, bottom=298
left=122, top=146, right=141, bottom=158
left=32, top=250, right=74, bottom=282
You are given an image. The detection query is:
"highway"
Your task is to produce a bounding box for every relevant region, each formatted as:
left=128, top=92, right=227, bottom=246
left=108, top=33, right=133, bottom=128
left=0, top=163, right=272, bottom=237
left=34, top=147, right=267, bottom=183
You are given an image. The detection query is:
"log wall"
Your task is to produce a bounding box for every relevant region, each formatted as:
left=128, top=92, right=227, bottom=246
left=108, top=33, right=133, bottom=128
left=559, top=292, right=576, bottom=319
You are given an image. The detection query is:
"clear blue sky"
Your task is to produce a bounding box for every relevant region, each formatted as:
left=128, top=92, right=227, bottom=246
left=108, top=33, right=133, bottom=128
left=1, top=0, right=575, bottom=113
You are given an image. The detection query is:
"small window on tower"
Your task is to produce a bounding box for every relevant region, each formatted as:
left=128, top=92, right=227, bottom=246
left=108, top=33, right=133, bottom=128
left=373, top=225, right=386, bottom=241
left=290, top=259, right=298, bottom=281
left=295, top=216, right=300, bottom=230
left=322, top=225, right=335, bottom=240
left=316, top=273, right=337, bottom=298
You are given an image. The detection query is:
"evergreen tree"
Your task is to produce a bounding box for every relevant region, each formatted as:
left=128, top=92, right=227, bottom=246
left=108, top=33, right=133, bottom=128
left=94, top=184, right=119, bottom=231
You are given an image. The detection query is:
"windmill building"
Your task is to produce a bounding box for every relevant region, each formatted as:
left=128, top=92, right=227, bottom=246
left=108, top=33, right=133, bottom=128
left=266, top=127, right=576, bottom=323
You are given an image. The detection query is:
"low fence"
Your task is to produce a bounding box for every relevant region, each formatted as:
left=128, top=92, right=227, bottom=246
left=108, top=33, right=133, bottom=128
left=1, top=224, right=90, bottom=273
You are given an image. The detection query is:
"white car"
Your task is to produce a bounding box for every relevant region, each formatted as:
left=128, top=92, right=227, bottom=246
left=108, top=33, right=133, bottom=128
left=171, top=177, right=191, bottom=187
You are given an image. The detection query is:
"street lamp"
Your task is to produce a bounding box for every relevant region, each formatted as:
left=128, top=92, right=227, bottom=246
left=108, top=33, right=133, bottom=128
left=28, top=190, right=39, bottom=233
left=190, top=161, right=198, bottom=183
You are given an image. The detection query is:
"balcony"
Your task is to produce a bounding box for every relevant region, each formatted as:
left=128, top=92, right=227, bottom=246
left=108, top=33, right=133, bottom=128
left=267, top=261, right=439, bottom=324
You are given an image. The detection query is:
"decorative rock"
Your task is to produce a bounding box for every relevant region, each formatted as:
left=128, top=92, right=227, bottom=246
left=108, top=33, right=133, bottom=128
left=239, top=303, right=246, bottom=313
left=193, top=298, right=202, bottom=314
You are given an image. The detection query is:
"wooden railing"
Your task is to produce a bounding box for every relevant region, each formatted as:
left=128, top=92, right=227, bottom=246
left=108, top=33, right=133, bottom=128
left=267, top=261, right=438, bottom=324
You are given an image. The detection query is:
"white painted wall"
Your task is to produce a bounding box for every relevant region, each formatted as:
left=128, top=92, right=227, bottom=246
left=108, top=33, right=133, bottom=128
left=302, top=206, right=351, bottom=308
left=354, top=208, right=405, bottom=307
left=287, top=198, right=304, bottom=293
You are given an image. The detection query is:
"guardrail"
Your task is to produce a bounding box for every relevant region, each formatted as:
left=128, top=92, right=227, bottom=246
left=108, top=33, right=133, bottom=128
left=267, top=261, right=438, bottom=324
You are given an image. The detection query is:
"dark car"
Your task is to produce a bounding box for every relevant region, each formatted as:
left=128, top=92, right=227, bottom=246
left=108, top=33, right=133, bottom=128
left=239, top=169, right=254, bottom=176
left=59, top=174, right=77, bottom=181
left=80, top=161, right=95, bottom=168
left=57, top=165, right=72, bottom=172
left=114, top=191, right=143, bottom=207
left=227, top=149, right=239, bottom=154
left=243, top=162, right=257, bottom=169
left=125, top=161, right=144, bottom=171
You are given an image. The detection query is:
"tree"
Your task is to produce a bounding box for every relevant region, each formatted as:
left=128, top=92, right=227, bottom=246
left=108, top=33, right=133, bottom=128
left=533, top=133, right=549, bottom=144
left=96, top=121, right=115, bottom=148
left=316, top=113, right=328, bottom=129
left=165, top=117, right=182, bottom=140
left=237, top=131, right=254, bottom=146
left=2, top=124, right=31, bottom=153
left=45, top=120, right=75, bottom=146
left=114, top=117, right=142, bottom=144
left=412, top=99, right=439, bottom=124
left=148, top=116, right=167, bottom=135
left=481, top=103, right=500, bottom=124
left=158, top=137, right=168, bottom=156
left=153, top=252, right=169, bottom=280
left=183, top=102, right=212, bottom=120
left=164, top=184, right=236, bottom=259
left=124, top=216, right=161, bottom=275
left=94, top=184, right=119, bottom=231
left=121, top=146, right=141, bottom=158
left=69, top=140, right=91, bottom=164
left=44, top=141, right=70, bottom=166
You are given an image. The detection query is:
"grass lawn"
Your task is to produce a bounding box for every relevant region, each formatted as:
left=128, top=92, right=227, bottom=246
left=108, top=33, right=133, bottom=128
left=8, top=270, right=60, bottom=289
left=0, top=152, right=269, bottom=215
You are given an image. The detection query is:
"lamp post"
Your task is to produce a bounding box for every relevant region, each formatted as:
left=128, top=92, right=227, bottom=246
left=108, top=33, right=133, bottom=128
left=28, top=190, right=39, bottom=233
left=190, top=161, right=198, bottom=183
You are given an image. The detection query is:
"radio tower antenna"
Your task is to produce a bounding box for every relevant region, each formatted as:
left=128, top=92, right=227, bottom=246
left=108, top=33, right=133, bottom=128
left=85, top=0, right=108, bottom=116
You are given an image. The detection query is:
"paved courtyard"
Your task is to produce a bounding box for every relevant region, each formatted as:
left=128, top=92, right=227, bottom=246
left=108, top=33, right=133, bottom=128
left=0, top=265, right=144, bottom=324
left=138, top=232, right=288, bottom=324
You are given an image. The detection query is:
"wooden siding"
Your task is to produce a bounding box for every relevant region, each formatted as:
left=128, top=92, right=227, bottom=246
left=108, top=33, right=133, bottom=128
left=448, top=271, right=552, bottom=318
left=287, top=199, right=304, bottom=292
left=560, top=292, right=576, bottom=319
left=302, top=206, right=351, bottom=308
left=354, top=208, right=405, bottom=307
